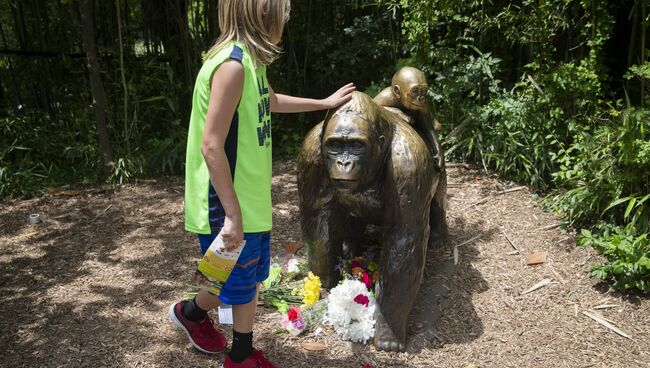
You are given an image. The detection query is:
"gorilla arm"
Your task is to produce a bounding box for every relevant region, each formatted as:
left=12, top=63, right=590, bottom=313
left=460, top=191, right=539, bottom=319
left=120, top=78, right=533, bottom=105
left=297, top=123, right=345, bottom=288
left=374, top=123, right=435, bottom=352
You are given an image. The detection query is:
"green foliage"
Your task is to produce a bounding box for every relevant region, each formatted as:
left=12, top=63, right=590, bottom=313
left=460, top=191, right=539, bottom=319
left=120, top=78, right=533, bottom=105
left=579, top=225, right=650, bottom=292
left=384, top=0, right=648, bottom=292
left=548, top=107, right=650, bottom=231
left=0, top=110, right=102, bottom=197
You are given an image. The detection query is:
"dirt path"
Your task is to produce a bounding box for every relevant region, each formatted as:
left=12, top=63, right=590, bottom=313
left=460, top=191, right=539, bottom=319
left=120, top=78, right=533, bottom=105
left=1, top=161, right=648, bottom=368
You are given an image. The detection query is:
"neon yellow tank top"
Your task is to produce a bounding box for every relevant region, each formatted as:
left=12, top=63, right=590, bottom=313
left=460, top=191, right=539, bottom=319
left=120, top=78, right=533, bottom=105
left=185, top=41, right=272, bottom=234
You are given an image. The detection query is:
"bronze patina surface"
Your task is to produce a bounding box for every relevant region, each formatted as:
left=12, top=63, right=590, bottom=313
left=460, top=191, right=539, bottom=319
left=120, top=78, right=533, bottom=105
left=297, top=90, right=448, bottom=352
left=374, top=67, right=448, bottom=244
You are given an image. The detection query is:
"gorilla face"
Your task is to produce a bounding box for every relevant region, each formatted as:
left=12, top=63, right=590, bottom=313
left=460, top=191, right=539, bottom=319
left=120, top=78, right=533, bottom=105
left=391, top=67, right=429, bottom=113
left=322, top=114, right=373, bottom=191
left=403, top=83, right=428, bottom=111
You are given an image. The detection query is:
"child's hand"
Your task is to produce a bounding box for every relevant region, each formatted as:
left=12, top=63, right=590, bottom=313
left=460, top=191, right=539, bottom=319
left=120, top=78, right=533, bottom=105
left=221, top=215, right=244, bottom=251
left=323, top=83, right=356, bottom=109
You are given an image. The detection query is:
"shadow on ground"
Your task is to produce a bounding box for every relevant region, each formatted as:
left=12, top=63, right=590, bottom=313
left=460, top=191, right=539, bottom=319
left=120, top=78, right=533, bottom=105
left=0, top=180, right=196, bottom=367
left=407, top=216, right=493, bottom=352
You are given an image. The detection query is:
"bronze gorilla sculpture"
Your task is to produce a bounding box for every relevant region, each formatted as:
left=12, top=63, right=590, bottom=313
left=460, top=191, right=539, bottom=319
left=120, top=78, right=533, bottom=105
left=297, top=91, right=447, bottom=351
left=373, top=66, right=448, bottom=245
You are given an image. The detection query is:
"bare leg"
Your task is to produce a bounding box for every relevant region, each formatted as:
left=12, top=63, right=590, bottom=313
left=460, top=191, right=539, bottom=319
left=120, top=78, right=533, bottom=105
left=195, top=288, right=223, bottom=311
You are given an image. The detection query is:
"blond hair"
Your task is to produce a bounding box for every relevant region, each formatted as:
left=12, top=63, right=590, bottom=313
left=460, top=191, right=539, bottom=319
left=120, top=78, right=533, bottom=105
left=204, top=0, right=291, bottom=66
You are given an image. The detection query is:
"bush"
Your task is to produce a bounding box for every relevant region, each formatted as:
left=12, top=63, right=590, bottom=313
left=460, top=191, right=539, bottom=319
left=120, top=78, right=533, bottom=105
left=579, top=224, right=650, bottom=292
left=548, top=107, right=650, bottom=232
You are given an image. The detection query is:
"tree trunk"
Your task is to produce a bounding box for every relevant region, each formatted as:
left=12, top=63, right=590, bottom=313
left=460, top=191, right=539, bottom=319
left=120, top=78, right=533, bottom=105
left=206, top=0, right=218, bottom=42
left=78, top=0, right=114, bottom=175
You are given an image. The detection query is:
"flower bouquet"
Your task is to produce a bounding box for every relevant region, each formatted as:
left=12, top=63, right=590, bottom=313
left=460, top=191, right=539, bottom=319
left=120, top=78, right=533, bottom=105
left=281, top=306, right=306, bottom=336
left=324, top=278, right=376, bottom=343
left=341, top=256, right=379, bottom=291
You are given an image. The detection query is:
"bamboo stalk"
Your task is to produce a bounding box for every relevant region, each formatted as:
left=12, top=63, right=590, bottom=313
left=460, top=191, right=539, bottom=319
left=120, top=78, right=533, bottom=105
left=116, top=0, right=129, bottom=151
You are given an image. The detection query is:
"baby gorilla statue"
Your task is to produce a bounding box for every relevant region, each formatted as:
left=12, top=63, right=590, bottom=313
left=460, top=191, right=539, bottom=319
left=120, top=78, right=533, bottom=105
left=297, top=91, right=447, bottom=351
left=374, top=66, right=448, bottom=246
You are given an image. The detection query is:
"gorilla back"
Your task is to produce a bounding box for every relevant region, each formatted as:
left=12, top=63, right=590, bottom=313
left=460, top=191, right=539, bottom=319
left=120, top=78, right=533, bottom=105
left=297, top=91, right=447, bottom=352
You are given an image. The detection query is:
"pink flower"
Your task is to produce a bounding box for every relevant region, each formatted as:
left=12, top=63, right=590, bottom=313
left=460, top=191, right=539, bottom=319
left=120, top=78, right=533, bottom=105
left=364, top=364, right=373, bottom=368
left=354, top=294, right=369, bottom=307
left=287, top=306, right=301, bottom=321
left=361, top=272, right=372, bottom=289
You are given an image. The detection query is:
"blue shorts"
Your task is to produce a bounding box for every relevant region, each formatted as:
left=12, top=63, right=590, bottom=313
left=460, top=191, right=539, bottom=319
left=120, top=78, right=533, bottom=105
left=198, top=231, right=271, bottom=305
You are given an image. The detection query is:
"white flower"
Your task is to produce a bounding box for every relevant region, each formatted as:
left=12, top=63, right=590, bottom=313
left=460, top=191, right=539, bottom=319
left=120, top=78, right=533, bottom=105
left=286, top=258, right=300, bottom=273
left=324, top=279, right=376, bottom=343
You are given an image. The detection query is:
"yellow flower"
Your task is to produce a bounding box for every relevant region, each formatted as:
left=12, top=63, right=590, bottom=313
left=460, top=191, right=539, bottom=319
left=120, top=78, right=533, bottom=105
left=300, top=272, right=321, bottom=306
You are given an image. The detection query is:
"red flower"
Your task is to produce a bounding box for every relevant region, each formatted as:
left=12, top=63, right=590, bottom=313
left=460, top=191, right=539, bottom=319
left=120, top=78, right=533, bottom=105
left=287, top=306, right=300, bottom=321
left=363, top=364, right=373, bottom=368
left=354, top=294, right=369, bottom=307
left=361, top=272, right=372, bottom=289
left=350, top=259, right=362, bottom=269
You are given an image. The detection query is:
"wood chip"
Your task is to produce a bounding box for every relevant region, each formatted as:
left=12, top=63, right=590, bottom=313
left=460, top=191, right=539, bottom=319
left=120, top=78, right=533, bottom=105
left=521, top=278, right=556, bottom=294
left=284, top=242, right=301, bottom=254
left=527, top=251, right=548, bottom=265
left=594, top=297, right=613, bottom=306
left=300, top=341, right=327, bottom=351
left=593, top=304, right=620, bottom=310
left=47, top=188, right=81, bottom=196
left=582, top=310, right=631, bottom=339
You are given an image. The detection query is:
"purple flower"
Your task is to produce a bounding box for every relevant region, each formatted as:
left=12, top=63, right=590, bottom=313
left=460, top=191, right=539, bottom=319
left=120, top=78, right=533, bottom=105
left=292, top=318, right=305, bottom=331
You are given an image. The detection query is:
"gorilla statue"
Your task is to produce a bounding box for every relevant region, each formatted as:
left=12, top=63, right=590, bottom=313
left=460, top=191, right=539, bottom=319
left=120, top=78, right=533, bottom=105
left=297, top=91, right=447, bottom=351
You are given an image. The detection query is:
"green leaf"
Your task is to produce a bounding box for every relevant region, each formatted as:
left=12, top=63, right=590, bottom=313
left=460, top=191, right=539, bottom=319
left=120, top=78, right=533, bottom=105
left=601, top=196, right=632, bottom=216
left=624, top=197, right=637, bottom=219
left=271, top=299, right=289, bottom=313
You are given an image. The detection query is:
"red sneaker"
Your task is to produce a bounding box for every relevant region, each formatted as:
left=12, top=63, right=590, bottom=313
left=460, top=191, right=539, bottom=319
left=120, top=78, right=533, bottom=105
left=168, top=301, right=227, bottom=354
left=221, top=349, right=281, bottom=368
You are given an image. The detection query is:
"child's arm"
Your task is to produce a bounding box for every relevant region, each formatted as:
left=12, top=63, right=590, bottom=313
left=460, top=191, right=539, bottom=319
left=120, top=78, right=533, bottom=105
left=269, top=83, right=356, bottom=113
left=201, top=60, right=245, bottom=250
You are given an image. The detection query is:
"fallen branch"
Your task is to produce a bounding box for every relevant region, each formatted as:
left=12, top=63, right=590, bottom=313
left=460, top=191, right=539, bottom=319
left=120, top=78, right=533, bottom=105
left=538, top=223, right=560, bottom=231
left=453, top=232, right=486, bottom=248
left=497, top=186, right=527, bottom=195
left=521, top=278, right=557, bottom=294
left=527, top=74, right=545, bottom=95
left=452, top=232, right=487, bottom=265
left=582, top=310, right=631, bottom=339
left=500, top=229, right=519, bottom=252
left=593, top=304, right=620, bottom=310
left=445, top=163, right=478, bottom=170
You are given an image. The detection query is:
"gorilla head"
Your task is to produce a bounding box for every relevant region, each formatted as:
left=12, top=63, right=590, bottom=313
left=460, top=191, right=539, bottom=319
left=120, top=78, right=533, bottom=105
left=321, top=92, right=391, bottom=192
left=391, top=66, right=429, bottom=112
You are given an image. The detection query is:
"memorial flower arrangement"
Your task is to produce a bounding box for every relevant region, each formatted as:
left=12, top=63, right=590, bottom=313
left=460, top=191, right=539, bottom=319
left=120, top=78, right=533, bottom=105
left=345, top=257, right=379, bottom=290
left=324, top=278, right=376, bottom=343
left=299, top=272, right=321, bottom=306
left=280, top=306, right=306, bottom=336
left=259, top=254, right=378, bottom=341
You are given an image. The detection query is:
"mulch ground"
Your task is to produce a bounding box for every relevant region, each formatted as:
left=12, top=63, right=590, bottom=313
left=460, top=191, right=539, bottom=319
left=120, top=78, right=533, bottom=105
left=1, top=160, right=648, bottom=368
